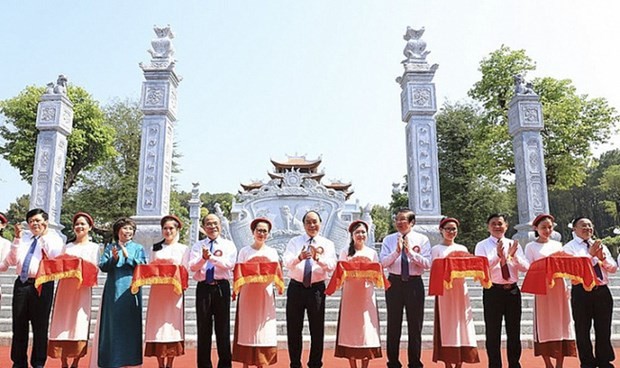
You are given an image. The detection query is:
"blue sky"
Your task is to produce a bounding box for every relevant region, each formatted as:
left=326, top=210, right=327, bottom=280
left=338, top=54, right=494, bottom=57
left=1, top=1, right=619, bottom=213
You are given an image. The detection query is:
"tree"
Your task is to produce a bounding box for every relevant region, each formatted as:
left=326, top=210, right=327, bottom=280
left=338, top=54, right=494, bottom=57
left=548, top=150, right=620, bottom=240
left=200, top=192, right=234, bottom=218
left=62, top=99, right=143, bottom=238
left=370, top=204, right=391, bottom=242
left=436, top=102, right=515, bottom=247
left=0, top=85, right=116, bottom=192
left=467, top=46, right=618, bottom=188
left=1, top=194, right=30, bottom=240
left=599, top=165, right=620, bottom=223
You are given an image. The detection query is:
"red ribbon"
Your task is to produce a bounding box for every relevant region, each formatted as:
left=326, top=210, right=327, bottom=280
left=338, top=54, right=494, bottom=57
left=232, top=261, right=285, bottom=300
left=428, top=254, right=491, bottom=296
left=521, top=255, right=598, bottom=295
left=131, top=263, right=189, bottom=295
left=35, top=254, right=98, bottom=295
left=325, top=260, right=390, bottom=296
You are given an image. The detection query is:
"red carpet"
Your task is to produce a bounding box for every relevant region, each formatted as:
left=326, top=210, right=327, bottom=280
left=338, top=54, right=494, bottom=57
left=0, top=347, right=608, bottom=367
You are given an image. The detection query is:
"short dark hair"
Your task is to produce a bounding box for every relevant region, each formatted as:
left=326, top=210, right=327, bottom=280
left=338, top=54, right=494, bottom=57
left=26, top=208, right=48, bottom=222
left=302, top=210, right=322, bottom=223
left=112, top=217, right=136, bottom=242
left=396, top=208, right=415, bottom=223
left=572, top=217, right=590, bottom=228
left=486, top=213, right=507, bottom=224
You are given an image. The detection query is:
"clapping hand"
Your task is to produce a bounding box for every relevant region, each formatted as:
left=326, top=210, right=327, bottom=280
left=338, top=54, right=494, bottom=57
left=201, top=246, right=211, bottom=260
left=112, top=245, right=119, bottom=261
left=589, top=239, right=605, bottom=260
left=298, top=246, right=312, bottom=261
left=508, top=239, right=519, bottom=258
left=496, top=239, right=506, bottom=261
left=14, top=223, right=23, bottom=239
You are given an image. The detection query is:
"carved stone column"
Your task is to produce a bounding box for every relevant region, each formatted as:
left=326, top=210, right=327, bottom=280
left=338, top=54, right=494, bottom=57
left=188, top=183, right=202, bottom=245
left=508, top=78, right=555, bottom=243
left=30, top=75, right=73, bottom=238
left=396, top=27, right=443, bottom=245
left=133, top=25, right=181, bottom=247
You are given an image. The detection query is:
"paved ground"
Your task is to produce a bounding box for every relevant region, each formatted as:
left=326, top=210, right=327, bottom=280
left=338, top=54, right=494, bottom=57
left=0, top=346, right=611, bottom=367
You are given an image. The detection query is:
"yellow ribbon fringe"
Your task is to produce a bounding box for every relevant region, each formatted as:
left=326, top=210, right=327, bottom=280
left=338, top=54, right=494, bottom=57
left=131, top=276, right=183, bottom=295
left=35, top=270, right=83, bottom=289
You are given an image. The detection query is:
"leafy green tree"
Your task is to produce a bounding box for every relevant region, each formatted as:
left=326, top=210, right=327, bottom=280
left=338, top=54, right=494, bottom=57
left=1, top=194, right=30, bottom=240
left=599, top=165, right=620, bottom=223
left=62, top=99, right=143, bottom=238
left=468, top=46, right=618, bottom=188
left=370, top=204, right=391, bottom=242
left=0, top=85, right=116, bottom=192
left=436, top=102, right=515, bottom=247
left=200, top=192, right=234, bottom=218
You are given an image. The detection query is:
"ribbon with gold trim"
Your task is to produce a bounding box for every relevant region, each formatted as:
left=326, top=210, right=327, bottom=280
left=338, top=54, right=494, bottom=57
left=35, top=255, right=98, bottom=295
left=521, top=255, right=598, bottom=295
left=429, top=254, right=492, bottom=296
left=232, top=261, right=285, bottom=300
left=325, top=260, right=390, bottom=296
left=131, top=263, right=189, bottom=295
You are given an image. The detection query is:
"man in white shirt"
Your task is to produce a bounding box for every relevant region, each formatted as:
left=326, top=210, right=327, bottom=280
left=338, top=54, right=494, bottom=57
left=379, top=208, right=431, bottom=368
left=283, top=210, right=337, bottom=368
left=474, top=213, right=529, bottom=368
left=564, top=217, right=617, bottom=368
left=0, top=208, right=63, bottom=368
left=189, top=214, right=237, bottom=368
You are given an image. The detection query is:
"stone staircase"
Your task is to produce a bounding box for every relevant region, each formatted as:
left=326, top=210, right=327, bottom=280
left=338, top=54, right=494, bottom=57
left=2, top=270, right=620, bottom=349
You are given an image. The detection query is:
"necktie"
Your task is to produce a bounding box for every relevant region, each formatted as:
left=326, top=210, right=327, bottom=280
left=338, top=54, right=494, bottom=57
left=500, top=241, right=511, bottom=280
left=303, top=237, right=313, bottom=287
left=20, top=237, right=38, bottom=283
left=206, top=240, right=215, bottom=283
left=586, top=240, right=604, bottom=280
left=401, top=236, right=409, bottom=281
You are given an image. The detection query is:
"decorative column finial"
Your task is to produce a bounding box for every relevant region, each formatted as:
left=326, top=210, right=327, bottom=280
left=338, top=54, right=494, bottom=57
left=396, top=26, right=438, bottom=85
left=140, top=25, right=177, bottom=71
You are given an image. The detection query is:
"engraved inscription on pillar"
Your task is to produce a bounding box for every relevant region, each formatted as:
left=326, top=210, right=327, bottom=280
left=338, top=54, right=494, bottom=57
left=531, top=182, right=544, bottom=213
left=141, top=124, right=160, bottom=210
left=417, top=124, right=434, bottom=210
left=527, top=139, right=541, bottom=174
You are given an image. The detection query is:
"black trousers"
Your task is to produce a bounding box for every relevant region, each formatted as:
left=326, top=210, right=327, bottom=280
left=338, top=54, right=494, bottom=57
left=571, top=284, right=615, bottom=368
left=11, top=278, right=54, bottom=368
left=385, top=275, right=424, bottom=368
left=286, top=279, right=326, bottom=368
left=196, top=280, right=232, bottom=368
left=482, top=284, right=522, bottom=368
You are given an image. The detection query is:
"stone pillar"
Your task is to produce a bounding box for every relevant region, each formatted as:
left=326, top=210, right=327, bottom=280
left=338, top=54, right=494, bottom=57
left=30, top=75, right=73, bottom=238
left=188, top=182, right=202, bottom=245
left=508, top=75, right=554, bottom=243
left=396, top=26, right=443, bottom=245
left=133, top=25, right=181, bottom=247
